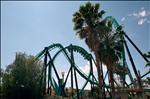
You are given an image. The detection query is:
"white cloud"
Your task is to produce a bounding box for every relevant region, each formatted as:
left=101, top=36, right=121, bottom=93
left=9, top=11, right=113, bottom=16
left=133, top=12, right=139, bottom=18
left=132, top=10, right=149, bottom=18
left=127, top=8, right=150, bottom=25
left=128, top=14, right=132, bottom=16
left=79, top=63, right=91, bottom=75
left=78, top=61, right=107, bottom=76
left=139, top=10, right=147, bottom=17
left=138, top=18, right=147, bottom=25
left=78, top=61, right=96, bottom=75
left=121, top=17, right=125, bottom=21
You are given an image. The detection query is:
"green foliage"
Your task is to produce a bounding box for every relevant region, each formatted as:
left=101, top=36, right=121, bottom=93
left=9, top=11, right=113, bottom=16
left=147, top=92, right=150, bottom=98
left=127, top=94, right=134, bottom=99
left=98, top=25, right=123, bottom=68
left=72, top=1, right=106, bottom=45
left=88, top=86, right=100, bottom=99
left=0, top=68, right=4, bottom=93
left=0, top=68, right=4, bottom=78
left=1, top=52, right=44, bottom=99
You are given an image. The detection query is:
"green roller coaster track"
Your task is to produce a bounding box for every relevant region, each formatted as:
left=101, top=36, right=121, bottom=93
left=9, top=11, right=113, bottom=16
left=51, top=45, right=95, bottom=98
left=105, top=16, right=150, bottom=91
left=36, top=43, right=114, bottom=98
left=36, top=16, right=150, bottom=98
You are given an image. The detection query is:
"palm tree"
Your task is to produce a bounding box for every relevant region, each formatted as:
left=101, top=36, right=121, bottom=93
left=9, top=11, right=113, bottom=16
left=72, top=1, right=105, bottom=98
left=98, top=21, right=123, bottom=98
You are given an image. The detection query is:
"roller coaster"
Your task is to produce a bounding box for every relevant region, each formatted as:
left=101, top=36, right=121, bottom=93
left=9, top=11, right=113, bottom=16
left=36, top=16, right=150, bottom=99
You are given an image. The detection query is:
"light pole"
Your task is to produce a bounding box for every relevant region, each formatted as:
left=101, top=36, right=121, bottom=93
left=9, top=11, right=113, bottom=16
left=61, top=71, right=65, bottom=84
left=61, top=71, right=65, bottom=99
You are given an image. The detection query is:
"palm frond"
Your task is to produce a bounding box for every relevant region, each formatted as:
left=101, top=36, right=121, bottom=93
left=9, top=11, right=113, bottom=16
left=116, top=25, right=123, bottom=32
left=146, top=62, right=150, bottom=67
left=73, top=12, right=81, bottom=17
left=85, top=1, right=92, bottom=11
left=76, top=18, right=84, bottom=24
left=72, top=17, right=78, bottom=22
left=107, top=21, right=113, bottom=28
left=98, top=10, right=106, bottom=18
left=73, top=23, right=82, bottom=30
left=94, top=3, right=100, bottom=13
left=144, top=51, right=150, bottom=58
left=79, top=5, right=87, bottom=15
left=78, top=31, right=87, bottom=40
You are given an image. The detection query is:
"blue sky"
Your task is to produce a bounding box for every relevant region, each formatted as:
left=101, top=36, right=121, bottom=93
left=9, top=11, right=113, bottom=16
left=1, top=1, right=150, bottom=89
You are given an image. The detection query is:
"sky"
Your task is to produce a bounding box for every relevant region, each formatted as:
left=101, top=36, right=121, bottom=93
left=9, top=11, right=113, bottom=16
left=1, top=1, right=150, bottom=89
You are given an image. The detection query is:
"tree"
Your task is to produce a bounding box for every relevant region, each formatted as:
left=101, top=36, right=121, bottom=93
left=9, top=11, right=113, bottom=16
left=0, top=68, right=4, bottom=78
left=98, top=22, right=123, bottom=98
left=72, top=1, right=105, bottom=98
left=88, top=86, right=100, bottom=99
left=2, top=52, right=44, bottom=99
left=0, top=68, right=4, bottom=94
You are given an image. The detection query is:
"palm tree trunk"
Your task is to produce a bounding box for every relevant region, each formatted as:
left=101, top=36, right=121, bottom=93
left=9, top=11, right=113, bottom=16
left=95, top=52, right=103, bottom=99
left=109, top=66, right=115, bottom=99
